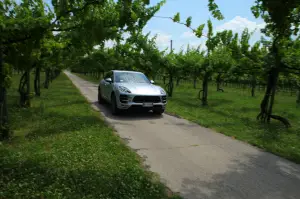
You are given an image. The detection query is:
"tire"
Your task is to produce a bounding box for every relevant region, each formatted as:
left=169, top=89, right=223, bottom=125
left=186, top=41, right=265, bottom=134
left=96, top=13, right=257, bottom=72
left=153, top=107, right=165, bottom=115
left=98, top=87, right=105, bottom=104
left=111, top=94, right=120, bottom=115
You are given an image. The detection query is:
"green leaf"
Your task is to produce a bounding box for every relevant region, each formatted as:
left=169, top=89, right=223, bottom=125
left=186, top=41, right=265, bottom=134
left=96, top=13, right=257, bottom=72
left=194, top=24, right=205, bottom=38
left=131, top=10, right=137, bottom=21
left=173, top=12, right=180, bottom=23
left=208, top=0, right=224, bottom=20
left=251, top=5, right=260, bottom=18
left=186, top=16, right=192, bottom=27
left=207, top=19, right=213, bottom=38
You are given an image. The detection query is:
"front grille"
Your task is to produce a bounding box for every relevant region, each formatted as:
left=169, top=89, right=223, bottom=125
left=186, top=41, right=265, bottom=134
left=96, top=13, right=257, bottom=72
left=133, top=96, right=161, bottom=103
left=119, top=95, right=128, bottom=103
left=162, top=95, right=167, bottom=103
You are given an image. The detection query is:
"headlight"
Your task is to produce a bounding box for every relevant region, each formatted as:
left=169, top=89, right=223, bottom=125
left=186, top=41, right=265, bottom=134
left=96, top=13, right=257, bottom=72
left=160, top=88, right=166, bottom=95
left=118, top=86, right=131, bottom=93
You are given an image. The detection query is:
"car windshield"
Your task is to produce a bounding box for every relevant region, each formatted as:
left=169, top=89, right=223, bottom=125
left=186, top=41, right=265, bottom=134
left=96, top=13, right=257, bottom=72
left=115, top=72, right=150, bottom=83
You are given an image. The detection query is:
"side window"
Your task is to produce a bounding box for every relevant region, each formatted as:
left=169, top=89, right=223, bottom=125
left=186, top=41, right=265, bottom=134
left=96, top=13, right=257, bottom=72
left=104, top=71, right=112, bottom=79
left=111, top=72, right=114, bottom=82
left=104, top=71, right=114, bottom=82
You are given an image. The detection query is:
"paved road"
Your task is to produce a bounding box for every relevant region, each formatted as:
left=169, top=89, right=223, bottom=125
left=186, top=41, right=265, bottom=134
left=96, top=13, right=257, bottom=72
left=65, top=71, right=300, bottom=199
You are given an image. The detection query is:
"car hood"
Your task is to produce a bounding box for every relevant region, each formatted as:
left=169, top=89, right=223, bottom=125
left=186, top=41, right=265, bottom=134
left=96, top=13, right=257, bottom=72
left=116, top=83, right=164, bottom=95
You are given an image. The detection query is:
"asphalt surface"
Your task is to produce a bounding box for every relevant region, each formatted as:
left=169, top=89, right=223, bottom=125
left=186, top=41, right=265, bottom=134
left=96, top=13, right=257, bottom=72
left=65, top=71, right=300, bottom=199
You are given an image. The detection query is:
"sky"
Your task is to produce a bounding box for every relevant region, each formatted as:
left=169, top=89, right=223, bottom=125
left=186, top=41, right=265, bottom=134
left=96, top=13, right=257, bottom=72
left=140, top=0, right=266, bottom=52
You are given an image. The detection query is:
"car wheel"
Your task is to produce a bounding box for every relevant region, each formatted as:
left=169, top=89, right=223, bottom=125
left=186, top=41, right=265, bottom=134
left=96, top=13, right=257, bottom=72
left=111, top=94, right=120, bottom=115
left=153, top=107, right=164, bottom=115
left=98, top=87, right=105, bottom=104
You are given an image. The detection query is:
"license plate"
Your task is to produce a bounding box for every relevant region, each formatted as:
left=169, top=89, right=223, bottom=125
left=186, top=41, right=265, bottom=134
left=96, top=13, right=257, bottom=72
left=143, top=102, right=153, bottom=107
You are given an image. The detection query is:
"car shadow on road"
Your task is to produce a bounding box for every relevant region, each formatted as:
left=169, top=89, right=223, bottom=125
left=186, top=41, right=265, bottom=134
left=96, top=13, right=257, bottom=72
left=92, top=101, right=164, bottom=121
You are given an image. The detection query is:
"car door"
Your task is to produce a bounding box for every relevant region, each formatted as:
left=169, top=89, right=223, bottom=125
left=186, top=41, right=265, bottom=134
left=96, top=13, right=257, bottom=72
left=105, top=71, right=114, bottom=102
left=102, top=71, right=113, bottom=100
left=99, top=79, right=106, bottom=99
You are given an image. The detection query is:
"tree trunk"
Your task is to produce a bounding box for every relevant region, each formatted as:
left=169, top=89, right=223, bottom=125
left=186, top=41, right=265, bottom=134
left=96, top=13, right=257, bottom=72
left=257, top=54, right=290, bottom=127
left=50, top=70, right=53, bottom=82
left=163, top=75, right=166, bottom=84
left=296, top=85, right=300, bottom=104
left=201, top=72, right=209, bottom=106
left=290, top=81, right=293, bottom=96
left=34, top=67, right=41, bottom=96
left=251, top=74, right=256, bottom=97
left=216, top=73, right=224, bottom=92
left=216, top=74, right=220, bottom=91
left=193, top=77, right=197, bottom=89
left=44, top=69, right=50, bottom=89
left=0, top=44, right=10, bottom=139
left=26, top=70, right=30, bottom=106
left=53, top=69, right=60, bottom=79
left=19, top=70, right=31, bottom=107
left=0, top=86, right=9, bottom=139
left=166, top=74, right=174, bottom=97
left=176, top=78, right=180, bottom=86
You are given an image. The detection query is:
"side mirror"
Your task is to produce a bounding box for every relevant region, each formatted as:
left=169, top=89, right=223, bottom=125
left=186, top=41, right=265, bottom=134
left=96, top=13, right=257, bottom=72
left=105, top=78, right=112, bottom=83
left=150, top=80, right=155, bottom=84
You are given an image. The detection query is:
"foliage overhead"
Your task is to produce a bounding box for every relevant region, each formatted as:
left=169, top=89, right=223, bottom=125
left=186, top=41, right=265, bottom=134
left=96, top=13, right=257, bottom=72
left=251, top=0, right=300, bottom=39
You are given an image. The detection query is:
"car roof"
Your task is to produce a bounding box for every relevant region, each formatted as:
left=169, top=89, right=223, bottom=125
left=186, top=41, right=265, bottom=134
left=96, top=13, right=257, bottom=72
left=112, top=70, right=142, bottom=74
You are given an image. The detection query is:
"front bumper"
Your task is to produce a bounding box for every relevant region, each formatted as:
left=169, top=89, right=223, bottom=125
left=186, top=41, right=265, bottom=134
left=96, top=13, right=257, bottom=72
left=116, top=94, right=167, bottom=110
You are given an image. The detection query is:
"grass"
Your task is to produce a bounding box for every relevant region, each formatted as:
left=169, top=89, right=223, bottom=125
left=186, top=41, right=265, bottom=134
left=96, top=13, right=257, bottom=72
left=1, top=73, right=179, bottom=199
left=76, top=73, right=300, bottom=164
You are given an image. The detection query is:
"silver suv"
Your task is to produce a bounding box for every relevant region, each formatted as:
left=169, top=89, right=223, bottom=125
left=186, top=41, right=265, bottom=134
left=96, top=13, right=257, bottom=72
left=98, top=70, right=167, bottom=115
